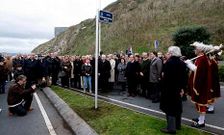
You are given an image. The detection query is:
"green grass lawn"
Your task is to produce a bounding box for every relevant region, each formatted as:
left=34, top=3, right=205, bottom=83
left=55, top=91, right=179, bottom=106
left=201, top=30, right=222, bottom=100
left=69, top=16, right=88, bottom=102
left=51, top=86, right=210, bottom=135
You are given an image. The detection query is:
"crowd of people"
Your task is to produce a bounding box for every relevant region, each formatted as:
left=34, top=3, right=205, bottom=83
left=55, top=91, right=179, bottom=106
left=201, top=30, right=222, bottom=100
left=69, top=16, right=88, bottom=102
left=0, top=43, right=221, bottom=134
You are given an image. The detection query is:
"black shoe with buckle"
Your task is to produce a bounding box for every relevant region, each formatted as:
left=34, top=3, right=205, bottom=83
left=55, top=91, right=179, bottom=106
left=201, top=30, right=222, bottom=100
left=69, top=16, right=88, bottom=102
left=160, top=128, right=176, bottom=134
left=191, top=122, right=205, bottom=128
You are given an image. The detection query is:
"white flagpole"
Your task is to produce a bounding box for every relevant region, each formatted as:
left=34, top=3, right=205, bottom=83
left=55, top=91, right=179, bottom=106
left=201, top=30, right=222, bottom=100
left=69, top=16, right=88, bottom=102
left=99, top=0, right=101, bottom=53
left=95, top=0, right=100, bottom=109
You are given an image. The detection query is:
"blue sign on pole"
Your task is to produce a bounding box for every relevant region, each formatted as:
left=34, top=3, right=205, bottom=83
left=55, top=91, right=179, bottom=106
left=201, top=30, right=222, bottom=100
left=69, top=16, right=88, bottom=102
left=154, top=40, right=159, bottom=49
left=99, top=10, right=113, bottom=23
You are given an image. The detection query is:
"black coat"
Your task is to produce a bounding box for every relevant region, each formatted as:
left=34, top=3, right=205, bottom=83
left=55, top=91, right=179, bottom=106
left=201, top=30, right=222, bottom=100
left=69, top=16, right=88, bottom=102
left=160, top=56, right=188, bottom=116
left=23, top=59, right=38, bottom=81
left=0, top=64, right=7, bottom=82
left=73, top=59, right=83, bottom=76
left=37, top=59, right=48, bottom=78
left=51, top=57, right=61, bottom=75
left=99, top=60, right=111, bottom=79
left=13, top=69, right=24, bottom=80
left=125, top=61, right=140, bottom=80
left=13, top=58, right=24, bottom=69
left=61, top=61, right=72, bottom=77
left=140, top=59, right=150, bottom=81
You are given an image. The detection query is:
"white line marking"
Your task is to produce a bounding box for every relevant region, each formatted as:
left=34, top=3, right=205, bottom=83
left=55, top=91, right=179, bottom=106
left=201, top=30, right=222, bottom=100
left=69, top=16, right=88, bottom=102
left=34, top=93, right=57, bottom=135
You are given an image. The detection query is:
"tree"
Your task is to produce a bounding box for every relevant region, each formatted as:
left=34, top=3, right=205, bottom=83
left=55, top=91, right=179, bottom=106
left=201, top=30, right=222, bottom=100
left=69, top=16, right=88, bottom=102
left=172, top=26, right=211, bottom=58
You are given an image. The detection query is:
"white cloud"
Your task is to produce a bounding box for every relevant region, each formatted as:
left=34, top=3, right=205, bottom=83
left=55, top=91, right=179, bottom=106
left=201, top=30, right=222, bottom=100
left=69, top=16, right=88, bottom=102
left=0, top=0, right=116, bottom=53
left=0, top=37, right=48, bottom=53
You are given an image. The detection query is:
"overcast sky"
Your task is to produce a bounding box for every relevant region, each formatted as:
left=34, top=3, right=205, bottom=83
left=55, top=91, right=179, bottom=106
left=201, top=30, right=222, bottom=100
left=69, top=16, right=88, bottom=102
left=0, top=0, right=116, bottom=54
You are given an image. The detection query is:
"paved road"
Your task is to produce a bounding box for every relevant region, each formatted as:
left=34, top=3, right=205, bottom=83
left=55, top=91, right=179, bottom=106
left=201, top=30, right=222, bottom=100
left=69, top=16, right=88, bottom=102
left=99, top=85, right=224, bottom=135
left=0, top=82, right=73, bottom=135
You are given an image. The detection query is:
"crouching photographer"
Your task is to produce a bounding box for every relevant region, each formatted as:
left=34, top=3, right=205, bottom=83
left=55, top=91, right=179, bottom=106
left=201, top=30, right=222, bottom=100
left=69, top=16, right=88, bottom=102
left=7, top=75, right=36, bottom=116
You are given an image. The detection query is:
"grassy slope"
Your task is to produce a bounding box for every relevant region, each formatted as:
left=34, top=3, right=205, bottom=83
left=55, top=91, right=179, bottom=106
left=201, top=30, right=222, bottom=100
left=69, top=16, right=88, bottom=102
left=33, top=0, right=224, bottom=55
left=52, top=86, right=210, bottom=135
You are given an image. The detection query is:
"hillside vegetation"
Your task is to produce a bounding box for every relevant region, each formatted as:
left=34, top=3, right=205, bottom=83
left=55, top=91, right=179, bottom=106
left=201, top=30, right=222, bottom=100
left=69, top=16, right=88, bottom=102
left=32, top=0, right=224, bottom=55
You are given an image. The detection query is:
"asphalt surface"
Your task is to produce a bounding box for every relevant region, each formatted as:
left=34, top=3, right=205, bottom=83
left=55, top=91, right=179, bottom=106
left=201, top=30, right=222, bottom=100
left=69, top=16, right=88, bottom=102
left=0, top=82, right=73, bottom=135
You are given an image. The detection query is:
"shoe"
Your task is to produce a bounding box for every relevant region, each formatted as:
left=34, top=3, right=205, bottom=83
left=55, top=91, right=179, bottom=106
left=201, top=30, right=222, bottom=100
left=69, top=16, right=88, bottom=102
left=206, top=110, right=214, bottom=114
left=191, top=122, right=205, bottom=128
left=192, top=118, right=199, bottom=123
left=160, top=128, right=176, bottom=134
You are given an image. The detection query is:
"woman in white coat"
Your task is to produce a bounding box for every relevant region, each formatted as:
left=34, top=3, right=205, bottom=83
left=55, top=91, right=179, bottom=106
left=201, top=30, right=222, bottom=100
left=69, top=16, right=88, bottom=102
left=108, top=54, right=116, bottom=90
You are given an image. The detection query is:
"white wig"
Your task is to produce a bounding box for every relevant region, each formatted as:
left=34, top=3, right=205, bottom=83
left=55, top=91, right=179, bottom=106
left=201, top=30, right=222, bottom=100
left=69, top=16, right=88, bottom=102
left=168, top=46, right=182, bottom=57
left=190, top=42, right=214, bottom=53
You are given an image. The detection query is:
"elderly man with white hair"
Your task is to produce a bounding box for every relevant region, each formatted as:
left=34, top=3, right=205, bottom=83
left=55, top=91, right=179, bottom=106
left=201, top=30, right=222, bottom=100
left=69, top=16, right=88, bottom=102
left=160, top=46, right=188, bottom=134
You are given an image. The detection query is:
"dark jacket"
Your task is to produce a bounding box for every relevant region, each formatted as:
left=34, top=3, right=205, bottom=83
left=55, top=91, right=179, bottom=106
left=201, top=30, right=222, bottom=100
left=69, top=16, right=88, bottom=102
left=7, top=82, right=35, bottom=106
left=13, top=58, right=24, bottom=69
left=23, top=59, right=38, bottom=81
left=37, top=59, right=48, bottom=78
left=81, top=63, right=92, bottom=76
left=125, top=61, right=140, bottom=80
left=0, top=64, right=7, bottom=82
left=210, top=59, right=221, bottom=98
left=140, top=59, right=150, bottom=81
left=51, top=57, right=61, bottom=75
left=99, top=60, right=111, bottom=79
left=160, top=56, right=188, bottom=116
left=73, top=59, right=83, bottom=76
left=61, top=61, right=72, bottom=77
left=13, top=69, right=24, bottom=80
left=117, top=63, right=127, bottom=82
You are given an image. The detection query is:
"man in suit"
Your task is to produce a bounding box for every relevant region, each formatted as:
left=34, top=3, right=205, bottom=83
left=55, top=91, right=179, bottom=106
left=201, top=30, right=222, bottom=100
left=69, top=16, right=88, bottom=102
left=126, top=55, right=140, bottom=97
left=98, top=55, right=111, bottom=92
left=149, top=51, right=163, bottom=103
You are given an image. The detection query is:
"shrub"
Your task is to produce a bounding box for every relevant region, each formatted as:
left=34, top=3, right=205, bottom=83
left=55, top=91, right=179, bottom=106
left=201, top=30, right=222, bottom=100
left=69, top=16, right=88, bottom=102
left=172, top=26, right=211, bottom=58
